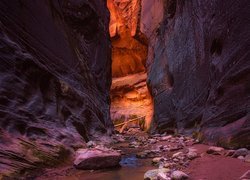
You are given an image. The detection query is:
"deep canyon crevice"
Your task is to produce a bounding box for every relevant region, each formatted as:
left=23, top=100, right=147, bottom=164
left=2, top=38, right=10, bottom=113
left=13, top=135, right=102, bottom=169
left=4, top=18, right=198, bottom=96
left=0, top=0, right=249, bottom=178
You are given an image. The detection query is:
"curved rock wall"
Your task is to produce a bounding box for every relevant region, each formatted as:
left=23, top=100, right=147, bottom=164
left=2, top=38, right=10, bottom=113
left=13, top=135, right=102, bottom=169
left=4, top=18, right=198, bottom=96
left=0, top=0, right=112, bottom=177
left=107, top=0, right=153, bottom=130
left=107, top=0, right=148, bottom=77
left=144, top=0, right=250, bottom=148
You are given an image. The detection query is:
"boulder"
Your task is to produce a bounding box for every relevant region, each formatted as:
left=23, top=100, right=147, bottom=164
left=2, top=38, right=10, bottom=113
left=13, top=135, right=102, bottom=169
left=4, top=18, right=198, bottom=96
left=172, top=152, right=184, bottom=158
left=244, top=154, right=250, bottom=163
left=157, top=172, right=170, bottom=180
left=152, top=157, right=164, bottom=164
left=232, top=148, right=249, bottom=158
left=207, top=146, right=224, bottom=155
left=171, top=170, right=189, bottom=180
left=161, top=135, right=173, bottom=141
left=144, top=168, right=170, bottom=180
left=74, top=148, right=121, bottom=170
left=238, top=156, right=245, bottom=160
left=187, top=151, right=198, bottom=160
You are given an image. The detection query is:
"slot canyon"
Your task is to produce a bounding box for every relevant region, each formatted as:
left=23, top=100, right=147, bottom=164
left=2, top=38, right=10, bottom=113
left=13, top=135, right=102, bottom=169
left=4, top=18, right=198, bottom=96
left=0, top=0, right=249, bottom=180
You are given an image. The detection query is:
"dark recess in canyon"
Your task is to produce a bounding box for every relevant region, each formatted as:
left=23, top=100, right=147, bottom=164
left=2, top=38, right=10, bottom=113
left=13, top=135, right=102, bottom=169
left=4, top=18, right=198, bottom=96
left=0, top=0, right=250, bottom=178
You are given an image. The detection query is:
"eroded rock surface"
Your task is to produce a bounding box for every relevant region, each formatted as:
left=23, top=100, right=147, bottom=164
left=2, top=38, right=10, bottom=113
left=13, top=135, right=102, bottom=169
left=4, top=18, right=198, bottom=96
left=0, top=0, right=112, bottom=177
left=107, top=0, right=148, bottom=77
left=107, top=0, right=153, bottom=129
left=74, top=147, right=121, bottom=170
left=141, top=0, right=250, bottom=148
left=111, top=73, right=153, bottom=130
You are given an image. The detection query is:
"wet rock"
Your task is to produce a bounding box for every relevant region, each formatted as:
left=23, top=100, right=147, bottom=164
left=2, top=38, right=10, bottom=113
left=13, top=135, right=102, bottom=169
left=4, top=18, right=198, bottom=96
left=238, top=156, right=245, bottom=160
left=244, top=154, right=250, bottom=163
left=170, top=145, right=183, bottom=152
left=129, top=141, right=140, bottom=148
left=152, top=157, right=164, bottom=164
left=232, top=148, right=249, bottom=158
left=157, top=172, right=171, bottom=180
left=157, top=145, right=164, bottom=150
left=187, top=151, right=198, bottom=160
left=144, top=168, right=170, bottom=180
left=171, top=170, right=189, bottom=180
left=207, top=146, right=224, bottom=155
left=163, top=163, right=171, bottom=168
left=74, top=148, right=121, bottom=170
left=173, top=158, right=179, bottom=163
left=148, top=139, right=157, bottom=144
left=137, top=152, right=148, bottom=159
left=172, top=152, right=185, bottom=160
left=239, top=170, right=250, bottom=180
left=161, top=135, right=173, bottom=141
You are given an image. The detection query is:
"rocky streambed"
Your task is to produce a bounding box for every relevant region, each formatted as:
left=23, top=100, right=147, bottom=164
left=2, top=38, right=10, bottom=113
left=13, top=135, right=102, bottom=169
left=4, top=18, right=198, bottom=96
left=35, top=129, right=250, bottom=180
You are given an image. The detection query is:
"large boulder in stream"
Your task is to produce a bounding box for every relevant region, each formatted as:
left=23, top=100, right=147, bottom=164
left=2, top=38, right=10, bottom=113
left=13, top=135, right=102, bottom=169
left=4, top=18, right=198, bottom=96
left=74, top=147, right=121, bottom=170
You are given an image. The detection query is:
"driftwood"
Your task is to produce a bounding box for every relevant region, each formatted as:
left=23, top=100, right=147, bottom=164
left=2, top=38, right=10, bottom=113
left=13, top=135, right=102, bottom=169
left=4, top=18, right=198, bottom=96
left=114, top=116, right=145, bottom=133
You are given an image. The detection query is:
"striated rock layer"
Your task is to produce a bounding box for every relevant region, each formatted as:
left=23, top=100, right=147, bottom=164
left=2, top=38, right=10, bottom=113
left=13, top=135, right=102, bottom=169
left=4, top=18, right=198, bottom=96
left=0, top=0, right=112, bottom=177
left=107, top=0, right=148, bottom=78
left=142, top=0, right=250, bottom=148
left=107, top=0, right=153, bottom=129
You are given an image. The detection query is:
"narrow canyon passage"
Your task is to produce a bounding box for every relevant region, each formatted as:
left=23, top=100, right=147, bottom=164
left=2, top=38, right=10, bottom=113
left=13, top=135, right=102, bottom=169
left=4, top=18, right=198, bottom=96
left=108, top=0, right=153, bottom=131
left=0, top=0, right=250, bottom=180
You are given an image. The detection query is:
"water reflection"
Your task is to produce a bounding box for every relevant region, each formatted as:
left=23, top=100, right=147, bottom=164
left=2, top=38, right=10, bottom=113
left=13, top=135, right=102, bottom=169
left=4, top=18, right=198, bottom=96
left=120, top=154, right=142, bottom=168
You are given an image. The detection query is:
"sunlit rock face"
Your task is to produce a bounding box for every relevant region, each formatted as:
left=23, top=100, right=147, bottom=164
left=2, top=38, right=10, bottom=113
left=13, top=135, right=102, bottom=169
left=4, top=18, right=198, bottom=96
left=111, top=73, right=153, bottom=129
left=0, top=0, right=112, bottom=177
left=107, top=0, right=153, bottom=129
left=107, top=0, right=148, bottom=77
left=144, top=0, right=250, bottom=148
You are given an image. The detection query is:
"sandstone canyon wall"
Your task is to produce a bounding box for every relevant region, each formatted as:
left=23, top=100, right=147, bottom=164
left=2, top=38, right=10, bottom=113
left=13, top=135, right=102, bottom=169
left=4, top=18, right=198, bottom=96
left=141, top=0, right=250, bottom=148
left=0, top=0, right=112, bottom=177
left=107, top=0, right=153, bottom=130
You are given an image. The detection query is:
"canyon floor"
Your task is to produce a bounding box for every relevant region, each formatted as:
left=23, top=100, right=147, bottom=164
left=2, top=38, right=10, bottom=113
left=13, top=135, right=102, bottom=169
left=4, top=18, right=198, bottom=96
left=35, top=129, right=250, bottom=180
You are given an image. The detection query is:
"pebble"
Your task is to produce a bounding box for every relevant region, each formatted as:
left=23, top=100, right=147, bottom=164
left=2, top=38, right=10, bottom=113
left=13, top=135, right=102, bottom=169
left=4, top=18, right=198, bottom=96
left=161, top=135, right=173, bottom=141
left=144, top=168, right=170, bottom=180
left=149, top=139, right=157, bottom=144
left=137, top=152, right=148, bottom=158
left=173, top=158, right=179, bottom=162
left=172, top=152, right=184, bottom=158
left=171, top=170, right=189, bottom=180
left=163, top=162, right=171, bottom=168
left=207, top=146, right=224, bottom=155
left=232, top=148, right=249, bottom=158
left=187, top=151, right=198, bottom=160
left=238, top=156, right=245, bottom=160
left=152, top=157, right=164, bottom=164
left=157, top=172, right=171, bottom=180
left=244, top=154, right=250, bottom=163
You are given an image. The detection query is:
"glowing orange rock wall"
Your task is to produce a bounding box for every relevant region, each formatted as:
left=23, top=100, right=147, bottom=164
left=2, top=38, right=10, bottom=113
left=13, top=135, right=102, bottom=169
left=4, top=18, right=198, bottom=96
left=107, top=0, right=153, bottom=130
left=107, top=0, right=148, bottom=78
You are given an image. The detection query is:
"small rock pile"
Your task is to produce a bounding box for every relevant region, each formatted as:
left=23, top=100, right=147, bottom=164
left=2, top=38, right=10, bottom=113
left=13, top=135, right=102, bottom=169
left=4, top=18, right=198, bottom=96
left=207, top=146, right=250, bottom=163
left=142, top=134, right=199, bottom=179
